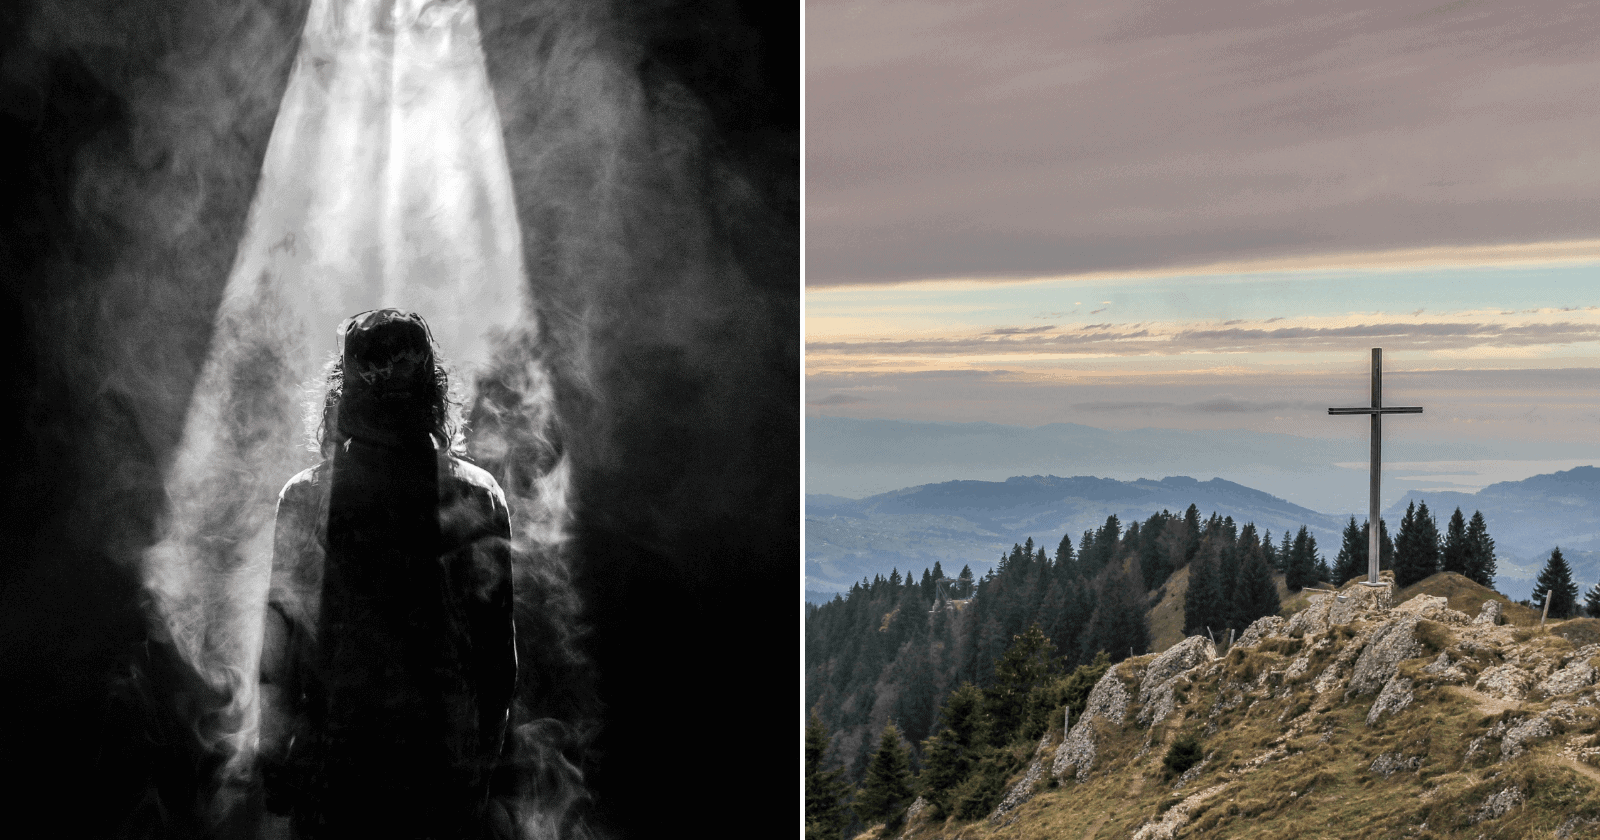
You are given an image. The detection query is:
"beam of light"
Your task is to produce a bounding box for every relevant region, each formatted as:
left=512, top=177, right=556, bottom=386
left=139, top=0, right=574, bottom=828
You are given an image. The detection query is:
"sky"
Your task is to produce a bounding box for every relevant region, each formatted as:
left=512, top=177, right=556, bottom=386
left=804, top=0, right=1600, bottom=512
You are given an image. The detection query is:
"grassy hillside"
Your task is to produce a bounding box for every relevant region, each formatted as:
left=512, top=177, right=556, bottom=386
left=867, top=575, right=1600, bottom=840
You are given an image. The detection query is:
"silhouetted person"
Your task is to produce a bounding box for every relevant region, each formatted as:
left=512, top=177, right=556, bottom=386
left=260, top=310, right=516, bottom=840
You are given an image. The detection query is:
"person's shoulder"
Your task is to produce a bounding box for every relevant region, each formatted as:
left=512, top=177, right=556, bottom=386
left=278, top=460, right=331, bottom=503
left=442, top=455, right=507, bottom=501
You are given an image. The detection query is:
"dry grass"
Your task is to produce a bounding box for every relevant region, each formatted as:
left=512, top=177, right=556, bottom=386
left=1394, top=571, right=1544, bottom=625
left=1147, top=564, right=1190, bottom=654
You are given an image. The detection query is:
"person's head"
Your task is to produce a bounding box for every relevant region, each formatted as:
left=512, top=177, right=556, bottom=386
left=312, top=309, right=461, bottom=453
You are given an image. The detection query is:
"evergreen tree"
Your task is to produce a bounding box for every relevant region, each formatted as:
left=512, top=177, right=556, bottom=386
left=1586, top=581, right=1600, bottom=619
left=1533, top=548, right=1581, bottom=620
left=1233, top=538, right=1282, bottom=628
left=1261, top=528, right=1276, bottom=570
left=806, top=714, right=850, bottom=840
left=1183, top=504, right=1202, bottom=565
left=917, top=684, right=982, bottom=820
left=1441, top=508, right=1469, bottom=576
left=1286, top=526, right=1318, bottom=591
left=1055, top=532, right=1077, bottom=579
left=984, top=624, right=1056, bottom=745
left=1183, top=543, right=1222, bottom=637
left=856, top=722, right=915, bottom=829
left=1277, top=529, right=1293, bottom=575
left=1079, top=558, right=1150, bottom=663
left=1465, top=512, right=1497, bottom=588
left=1394, top=501, right=1441, bottom=587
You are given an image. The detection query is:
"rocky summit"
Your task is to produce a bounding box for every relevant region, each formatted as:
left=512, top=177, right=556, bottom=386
left=890, top=575, right=1600, bottom=840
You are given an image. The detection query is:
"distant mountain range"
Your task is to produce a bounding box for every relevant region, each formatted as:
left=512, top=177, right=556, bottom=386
left=804, top=467, right=1600, bottom=604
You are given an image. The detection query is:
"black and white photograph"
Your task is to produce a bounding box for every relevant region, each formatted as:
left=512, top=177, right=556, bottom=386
left=1, top=1, right=797, bottom=838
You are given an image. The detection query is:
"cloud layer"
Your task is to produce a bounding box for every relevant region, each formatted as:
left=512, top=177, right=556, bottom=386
left=807, top=0, right=1600, bottom=285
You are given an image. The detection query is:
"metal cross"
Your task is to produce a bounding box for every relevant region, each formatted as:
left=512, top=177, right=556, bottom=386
left=1328, top=348, right=1423, bottom=586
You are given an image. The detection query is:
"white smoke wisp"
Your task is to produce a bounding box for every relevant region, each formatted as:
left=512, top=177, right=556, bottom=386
left=139, top=0, right=555, bottom=816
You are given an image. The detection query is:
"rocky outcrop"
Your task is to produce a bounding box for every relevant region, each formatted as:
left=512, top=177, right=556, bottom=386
left=1473, top=600, right=1503, bottom=625
left=991, top=733, right=1052, bottom=824
left=1366, top=676, right=1414, bottom=725
left=1137, top=636, right=1214, bottom=726
left=1330, top=582, right=1393, bottom=625
left=1500, top=715, right=1553, bottom=760
left=1475, top=664, right=1535, bottom=701
left=1392, top=593, right=1469, bottom=624
left=1422, top=652, right=1469, bottom=682
left=1052, top=664, right=1131, bottom=781
left=1538, top=658, right=1597, bottom=697
left=1130, top=784, right=1229, bottom=840
left=1234, top=615, right=1285, bottom=649
left=1368, top=751, right=1421, bottom=777
left=1286, top=593, right=1335, bottom=637
left=1470, top=786, right=1524, bottom=823
left=1347, top=615, right=1423, bottom=697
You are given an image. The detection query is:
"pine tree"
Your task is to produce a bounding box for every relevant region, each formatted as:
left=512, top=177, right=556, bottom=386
left=1333, top=517, right=1360, bottom=584
left=1183, top=504, right=1202, bottom=565
left=1441, top=508, right=1469, bottom=576
left=1184, top=544, right=1222, bottom=637
left=1055, top=532, right=1077, bottom=580
left=806, top=714, right=850, bottom=840
left=985, top=624, right=1056, bottom=745
left=1286, top=526, right=1318, bottom=591
left=1079, top=558, right=1150, bottom=663
left=1586, top=582, right=1600, bottom=619
left=1394, top=500, right=1441, bottom=587
left=1465, top=512, right=1497, bottom=588
left=1234, top=539, right=1282, bottom=628
left=1533, top=548, right=1581, bottom=620
left=856, top=722, right=915, bottom=829
left=918, top=683, right=982, bottom=820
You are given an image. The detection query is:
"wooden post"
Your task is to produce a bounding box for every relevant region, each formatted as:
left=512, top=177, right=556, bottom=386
left=1541, top=589, right=1553, bottom=628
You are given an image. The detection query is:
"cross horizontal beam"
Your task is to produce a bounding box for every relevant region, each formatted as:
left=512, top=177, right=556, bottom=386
left=1327, top=406, right=1424, bottom=415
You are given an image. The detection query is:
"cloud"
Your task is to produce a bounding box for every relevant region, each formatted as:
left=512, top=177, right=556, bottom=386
left=988, top=324, right=1057, bottom=335
left=807, top=315, right=1600, bottom=359
left=807, top=0, right=1600, bottom=285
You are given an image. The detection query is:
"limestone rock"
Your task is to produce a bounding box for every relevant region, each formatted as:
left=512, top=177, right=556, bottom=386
left=1052, top=663, right=1130, bottom=780
left=991, top=733, right=1051, bottom=824
left=1538, top=659, right=1597, bottom=697
left=1330, top=581, right=1393, bottom=625
left=1313, top=629, right=1370, bottom=694
left=1421, top=651, right=1468, bottom=683
left=1286, top=593, right=1335, bottom=637
left=1366, top=676, right=1415, bottom=725
left=904, top=796, right=927, bottom=823
left=1501, top=715, right=1553, bottom=759
left=1131, top=784, right=1229, bottom=840
left=1393, top=594, right=1447, bottom=615
left=1470, top=786, right=1524, bottom=823
left=1473, top=599, right=1503, bottom=626
left=1234, top=615, right=1285, bottom=649
left=1475, top=663, right=1534, bottom=701
left=1368, top=751, right=1421, bottom=777
left=1347, top=615, right=1423, bottom=697
left=1140, top=636, right=1216, bottom=704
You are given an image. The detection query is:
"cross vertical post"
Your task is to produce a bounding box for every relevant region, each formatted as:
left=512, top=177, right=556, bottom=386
left=1329, top=348, right=1423, bottom=586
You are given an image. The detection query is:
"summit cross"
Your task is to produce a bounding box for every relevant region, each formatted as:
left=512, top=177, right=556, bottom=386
left=1328, top=348, right=1423, bottom=586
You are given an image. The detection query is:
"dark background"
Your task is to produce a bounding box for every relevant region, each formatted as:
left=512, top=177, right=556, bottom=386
left=0, top=0, right=797, bottom=836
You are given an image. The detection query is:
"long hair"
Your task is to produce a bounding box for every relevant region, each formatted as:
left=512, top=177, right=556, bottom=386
left=307, top=352, right=466, bottom=457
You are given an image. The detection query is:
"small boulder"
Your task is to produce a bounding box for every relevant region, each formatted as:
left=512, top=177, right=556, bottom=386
left=1366, top=676, right=1415, bottom=725
left=1500, top=716, right=1553, bottom=759
left=1537, top=659, right=1597, bottom=697
left=1369, top=751, right=1421, bottom=777
left=1473, top=600, right=1503, bottom=626
left=1139, top=636, right=1216, bottom=705
left=1234, top=615, right=1286, bottom=649
left=1286, top=594, right=1335, bottom=637
left=1476, top=664, right=1534, bottom=701
left=1470, top=786, right=1524, bottom=823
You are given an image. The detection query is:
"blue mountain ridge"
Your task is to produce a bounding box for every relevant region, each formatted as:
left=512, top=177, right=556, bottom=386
left=806, top=468, right=1600, bottom=604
